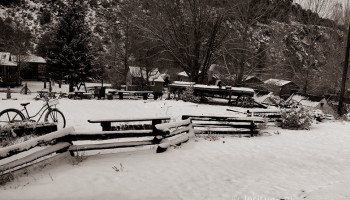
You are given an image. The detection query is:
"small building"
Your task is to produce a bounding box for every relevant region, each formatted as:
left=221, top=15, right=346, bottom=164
left=11, top=54, right=47, bottom=80
left=264, top=78, right=299, bottom=99
left=243, top=76, right=264, bottom=90
left=126, top=66, right=164, bottom=92
left=286, top=93, right=334, bottom=114
left=177, top=70, right=218, bottom=84
left=0, top=52, right=20, bottom=87
left=177, top=71, right=191, bottom=82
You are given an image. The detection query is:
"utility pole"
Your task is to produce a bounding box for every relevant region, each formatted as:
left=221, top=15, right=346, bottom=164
left=338, top=21, right=350, bottom=115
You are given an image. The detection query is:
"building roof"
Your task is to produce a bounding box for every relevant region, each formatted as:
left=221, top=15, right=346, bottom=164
left=0, top=52, right=18, bottom=67
left=11, top=54, right=46, bottom=64
left=177, top=71, right=203, bottom=77
left=264, top=78, right=293, bottom=87
left=286, top=93, right=326, bottom=108
left=129, top=66, right=164, bottom=82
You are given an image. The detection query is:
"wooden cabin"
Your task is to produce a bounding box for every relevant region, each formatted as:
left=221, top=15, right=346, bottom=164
left=11, top=54, right=47, bottom=81
left=126, top=66, right=164, bottom=92
left=241, top=76, right=265, bottom=91
left=0, top=52, right=20, bottom=87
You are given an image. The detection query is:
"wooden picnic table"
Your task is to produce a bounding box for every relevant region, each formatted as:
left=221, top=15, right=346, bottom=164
left=37, top=90, right=48, bottom=98
left=37, top=91, right=56, bottom=98
left=88, top=116, right=171, bottom=131
left=169, top=82, right=255, bottom=107
left=116, top=90, right=153, bottom=100
left=74, top=91, right=85, bottom=99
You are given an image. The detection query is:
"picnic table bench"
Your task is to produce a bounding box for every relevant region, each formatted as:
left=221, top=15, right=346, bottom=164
left=116, top=90, right=153, bottom=100
left=88, top=116, right=171, bottom=131
left=37, top=90, right=56, bottom=99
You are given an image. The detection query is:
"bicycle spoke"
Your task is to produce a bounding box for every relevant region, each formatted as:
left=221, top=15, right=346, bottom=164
left=7, top=112, right=10, bottom=121
left=50, top=112, right=56, bottom=122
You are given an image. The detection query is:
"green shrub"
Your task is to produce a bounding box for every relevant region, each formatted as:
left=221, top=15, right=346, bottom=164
left=180, top=86, right=200, bottom=103
left=281, top=107, right=313, bottom=130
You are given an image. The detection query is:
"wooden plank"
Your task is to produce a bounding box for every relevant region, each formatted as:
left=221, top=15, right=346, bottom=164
left=88, top=117, right=170, bottom=123
left=155, top=119, right=192, bottom=131
left=0, top=142, right=71, bottom=172
left=70, top=130, right=155, bottom=140
left=163, top=126, right=191, bottom=137
left=193, top=129, right=258, bottom=135
left=0, top=127, right=75, bottom=159
left=1, top=151, right=71, bottom=176
left=193, top=123, right=254, bottom=129
left=116, top=90, right=153, bottom=94
left=156, top=132, right=195, bottom=153
left=69, top=140, right=154, bottom=151
left=182, top=115, right=265, bottom=123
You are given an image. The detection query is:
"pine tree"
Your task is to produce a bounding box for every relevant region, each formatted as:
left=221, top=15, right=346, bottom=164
left=49, top=0, right=93, bottom=92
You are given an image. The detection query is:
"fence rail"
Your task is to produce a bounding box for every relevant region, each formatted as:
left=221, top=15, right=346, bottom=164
left=1, top=115, right=266, bottom=179
left=182, top=115, right=263, bottom=136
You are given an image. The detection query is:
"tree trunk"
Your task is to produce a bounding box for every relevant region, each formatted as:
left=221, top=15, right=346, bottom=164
left=69, top=78, right=74, bottom=92
left=338, top=22, right=350, bottom=115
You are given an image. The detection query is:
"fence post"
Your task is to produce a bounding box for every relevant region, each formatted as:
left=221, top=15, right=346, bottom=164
left=152, top=119, right=163, bottom=134
left=250, top=121, right=255, bottom=137
left=101, top=122, right=111, bottom=131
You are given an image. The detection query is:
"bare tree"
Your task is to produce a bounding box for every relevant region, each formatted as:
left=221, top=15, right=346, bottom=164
left=338, top=21, right=350, bottom=115
left=104, top=0, right=139, bottom=85
left=222, top=0, right=278, bottom=86
left=283, top=0, right=333, bottom=93
left=135, top=0, right=229, bottom=83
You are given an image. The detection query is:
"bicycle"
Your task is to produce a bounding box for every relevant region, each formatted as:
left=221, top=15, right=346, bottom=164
left=0, top=97, right=66, bottom=129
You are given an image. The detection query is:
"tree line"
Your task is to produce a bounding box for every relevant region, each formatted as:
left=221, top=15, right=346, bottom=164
left=2, top=0, right=350, bottom=96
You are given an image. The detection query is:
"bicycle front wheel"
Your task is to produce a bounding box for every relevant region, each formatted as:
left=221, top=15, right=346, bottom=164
left=0, top=108, right=25, bottom=125
left=44, top=108, right=66, bottom=129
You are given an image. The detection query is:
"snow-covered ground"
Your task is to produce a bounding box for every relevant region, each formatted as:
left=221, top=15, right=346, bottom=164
left=1, top=83, right=350, bottom=200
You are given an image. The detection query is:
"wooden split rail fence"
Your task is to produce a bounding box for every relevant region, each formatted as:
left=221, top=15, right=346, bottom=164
left=0, top=115, right=265, bottom=178
left=0, top=118, right=194, bottom=177
left=182, top=115, right=265, bottom=137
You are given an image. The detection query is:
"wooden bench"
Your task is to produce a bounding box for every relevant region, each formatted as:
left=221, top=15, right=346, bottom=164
left=88, top=117, right=171, bottom=131
left=116, top=90, right=153, bottom=100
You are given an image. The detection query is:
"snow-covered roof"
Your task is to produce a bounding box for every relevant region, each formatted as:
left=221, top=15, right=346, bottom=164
left=177, top=71, right=202, bottom=77
left=264, top=78, right=293, bottom=87
left=129, top=66, right=162, bottom=82
left=11, top=55, right=46, bottom=64
left=245, top=76, right=260, bottom=81
left=0, top=52, right=18, bottom=67
left=286, top=94, right=326, bottom=108
left=178, top=71, right=189, bottom=77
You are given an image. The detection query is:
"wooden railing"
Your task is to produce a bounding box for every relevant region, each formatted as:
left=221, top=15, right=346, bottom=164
left=0, top=115, right=266, bottom=179
left=0, top=119, right=193, bottom=176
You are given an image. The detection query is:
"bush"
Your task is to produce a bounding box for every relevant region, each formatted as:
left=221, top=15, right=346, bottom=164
left=281, top=107, right=313, bottom=130
left=180, top=86, right=200, bottom=103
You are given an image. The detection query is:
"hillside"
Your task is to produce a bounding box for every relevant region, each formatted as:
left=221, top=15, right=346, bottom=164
left=0, top=0, right=347, bottom=95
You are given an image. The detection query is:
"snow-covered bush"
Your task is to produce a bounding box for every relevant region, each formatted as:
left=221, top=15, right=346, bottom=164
left=180, top=86, right=200, bottom=103
left=281, top=107, right=313, bottom=130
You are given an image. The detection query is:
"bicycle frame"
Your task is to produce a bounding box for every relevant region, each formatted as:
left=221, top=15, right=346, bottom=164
left=20, top=101, right=54, bottom=123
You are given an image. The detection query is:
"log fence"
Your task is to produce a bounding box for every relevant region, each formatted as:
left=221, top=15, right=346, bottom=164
left=0, top=115, right=265, bottom=179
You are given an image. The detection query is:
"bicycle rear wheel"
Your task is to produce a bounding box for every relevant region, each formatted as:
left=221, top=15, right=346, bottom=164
left=0, top=109, right=25, bottom=125
left=44, top=108, right=66, bottom=129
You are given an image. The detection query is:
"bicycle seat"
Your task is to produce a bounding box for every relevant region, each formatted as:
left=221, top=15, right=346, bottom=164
left=20, top=102, right=30, bottom=107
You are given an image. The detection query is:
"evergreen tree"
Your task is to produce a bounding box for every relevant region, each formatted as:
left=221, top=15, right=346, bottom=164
left=48, top=0, right=93, bottom=92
